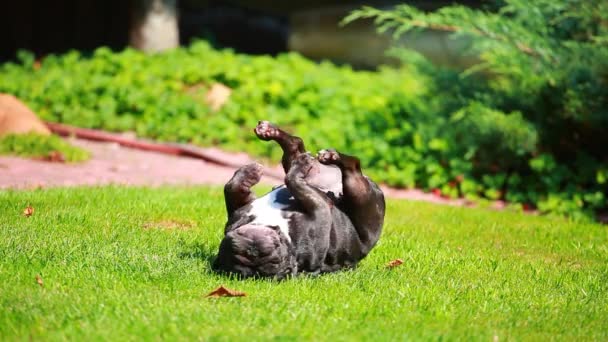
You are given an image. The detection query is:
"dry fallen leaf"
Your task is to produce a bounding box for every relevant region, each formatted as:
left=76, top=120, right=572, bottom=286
left=205, top=286, right=246, bottom=298
left=30, top=182, right=45, bottom=190
left=23, top=206, right=34, bottom=217
left=386, top=258, right=404, bottom=269
left=34, top=151, right=66, bottom=163
left=47, top=151, right=66, bottom=163
left=35, top=274, right=44, bottom=288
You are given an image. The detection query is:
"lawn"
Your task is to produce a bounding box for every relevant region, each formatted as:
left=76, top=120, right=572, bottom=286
left=1, top=186, right=606, bottom=340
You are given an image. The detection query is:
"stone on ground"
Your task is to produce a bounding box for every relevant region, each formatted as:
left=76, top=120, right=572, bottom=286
left=0, top=93, right=50, bottom=136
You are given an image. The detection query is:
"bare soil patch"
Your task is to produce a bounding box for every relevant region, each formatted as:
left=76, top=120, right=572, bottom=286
left=142, top=220, right=195, bottom=230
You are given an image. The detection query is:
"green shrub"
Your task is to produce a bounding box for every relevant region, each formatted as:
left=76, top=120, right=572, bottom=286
left=0, top=7, right=606, bottom=222
left=343, top=0, right=608, bottom=220
left=0, top=133, right=90, bottom=162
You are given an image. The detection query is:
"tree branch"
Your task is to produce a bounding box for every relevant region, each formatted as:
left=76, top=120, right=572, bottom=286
left=405, top=19, right=541, bottom=57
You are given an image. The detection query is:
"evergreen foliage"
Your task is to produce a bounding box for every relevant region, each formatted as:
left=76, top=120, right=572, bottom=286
left=343, top=0, right=608, bottom=220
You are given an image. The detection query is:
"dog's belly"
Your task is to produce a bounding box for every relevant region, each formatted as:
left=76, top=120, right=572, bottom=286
left=247, top=186, right=294, bottom=243
left=244, top=174, right=344, bottom=246
left=307, top=163, right=343, bottom=199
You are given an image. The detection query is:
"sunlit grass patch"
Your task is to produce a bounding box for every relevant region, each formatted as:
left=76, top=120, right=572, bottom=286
left=1, top=186, right=606, bottom=340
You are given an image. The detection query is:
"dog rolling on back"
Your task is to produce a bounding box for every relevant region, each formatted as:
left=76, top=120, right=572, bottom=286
left=213, top=121, right=385, bottom=279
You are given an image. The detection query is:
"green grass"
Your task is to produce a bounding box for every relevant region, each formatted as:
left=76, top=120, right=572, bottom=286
left=0, top=133, right=89, bottom=162
left=1, top=186, right=606, bottom=341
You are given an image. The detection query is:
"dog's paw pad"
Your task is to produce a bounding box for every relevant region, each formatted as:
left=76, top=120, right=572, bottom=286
left=237, top=163, right=263, bottom=189
left=317, top=149, right=340, bottom=164
left=254, top=121, right=280, bottom=141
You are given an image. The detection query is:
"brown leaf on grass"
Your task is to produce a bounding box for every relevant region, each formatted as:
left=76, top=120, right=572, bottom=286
left=386, top=258, right=404, bottom=269
left=205, top=286, right=246, bottom=298
left=23, top=205, right=34, bottom=217
left=35, top=274, right=44, bottom=288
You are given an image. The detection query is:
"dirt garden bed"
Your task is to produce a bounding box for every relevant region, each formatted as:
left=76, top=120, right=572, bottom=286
left=0, top=135, right=481, bottom=209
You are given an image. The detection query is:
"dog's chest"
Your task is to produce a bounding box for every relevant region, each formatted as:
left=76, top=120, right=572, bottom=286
left=247, top=186, right=294, bottom=242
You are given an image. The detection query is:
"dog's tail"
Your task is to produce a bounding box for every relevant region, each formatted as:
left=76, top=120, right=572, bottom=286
left=212, top=224, right=296, bottom=279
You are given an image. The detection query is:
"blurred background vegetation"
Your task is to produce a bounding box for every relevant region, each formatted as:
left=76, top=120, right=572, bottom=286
left=0, top=0, right=606, bottom=221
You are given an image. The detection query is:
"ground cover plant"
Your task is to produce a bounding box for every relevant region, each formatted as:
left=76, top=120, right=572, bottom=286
left=1, top=186, right=607, bottom=340
left=0, top=133, right=89, bottom=162
left=0, top=0, right=606, bottom=221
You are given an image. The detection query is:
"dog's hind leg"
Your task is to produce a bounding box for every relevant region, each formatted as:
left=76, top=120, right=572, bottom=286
left=254, top=121, right=306, bottom=174
left=224, top=163, right=263, bottom=218
left=317, top=149, right=385, bottom=255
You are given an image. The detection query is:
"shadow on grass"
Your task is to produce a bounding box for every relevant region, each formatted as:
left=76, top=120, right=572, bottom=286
left=178, top=242, right=218, bottom=272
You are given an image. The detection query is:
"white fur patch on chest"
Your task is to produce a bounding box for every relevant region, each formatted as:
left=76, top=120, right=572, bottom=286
left=247, top=186, right=292, bottom=243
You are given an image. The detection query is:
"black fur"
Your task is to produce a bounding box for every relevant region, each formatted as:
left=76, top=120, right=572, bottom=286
left=213, top=122, right=385, bottom=278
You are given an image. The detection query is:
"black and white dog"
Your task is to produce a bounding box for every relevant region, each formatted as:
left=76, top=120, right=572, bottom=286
left=212, top=121, right=385, bottom=279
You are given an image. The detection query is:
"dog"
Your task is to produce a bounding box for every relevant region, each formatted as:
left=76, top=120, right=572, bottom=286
left=212, top=121, right=385, bottom=279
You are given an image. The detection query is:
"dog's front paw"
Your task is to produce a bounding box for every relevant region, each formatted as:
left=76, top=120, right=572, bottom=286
left=235, top=163, right=263, bottom=191
left=317, top=149, right=341, bottom=165
left=254, top=121, right=280, bottom=141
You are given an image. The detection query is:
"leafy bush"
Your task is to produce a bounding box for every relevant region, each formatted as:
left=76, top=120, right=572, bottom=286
left=0, top=42, right=431, bottom=171
left=0, top=133, right=90, bottom=162
left=343, top=0, right=608, bottom=220
left=1, top=4, right=606, bottom=222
